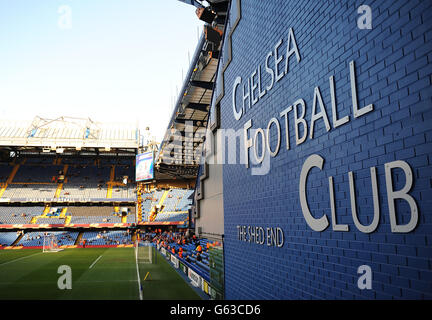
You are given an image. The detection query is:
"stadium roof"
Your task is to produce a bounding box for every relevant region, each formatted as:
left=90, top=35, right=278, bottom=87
left=0, top=116, right=139, bottom=154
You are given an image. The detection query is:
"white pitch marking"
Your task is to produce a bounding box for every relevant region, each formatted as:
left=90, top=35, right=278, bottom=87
left=0, top=252, right=43, bottom=267
left=89, top=255, right=103, bottom=269
left=135, top=244, right=143, bottom=300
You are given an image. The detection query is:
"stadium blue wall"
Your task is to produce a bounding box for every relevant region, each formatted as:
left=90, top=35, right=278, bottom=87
left=217, top=0, right=432, bottom=299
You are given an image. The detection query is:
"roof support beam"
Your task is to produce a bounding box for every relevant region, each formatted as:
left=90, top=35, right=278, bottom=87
left=185, top=103, right=209, bottom=112
left=190, top=80, right=214, bottom=90
left=174, top=118, right=206, bottom=127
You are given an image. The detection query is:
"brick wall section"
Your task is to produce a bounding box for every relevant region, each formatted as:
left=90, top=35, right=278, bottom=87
left=216, top=0, right=432, bottom=299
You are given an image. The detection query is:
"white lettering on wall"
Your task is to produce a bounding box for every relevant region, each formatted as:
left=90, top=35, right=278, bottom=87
left=299, top=155, right=419, bottom=234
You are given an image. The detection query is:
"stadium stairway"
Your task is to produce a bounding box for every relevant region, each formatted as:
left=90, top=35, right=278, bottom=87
left=43, top=205, right=50, bottom=215
left=54, top=183, right=63, bottom=198
left=59, top=207, right=68, bottom=218
left=0, top=184, right=6, bottom=198
left=11, top=233, right=23, bottom=246
left=31, top=205, right=51, bottom=224
left=0, top=164, right=20, bottom=198
left=60, top=207, right=71, bottom=225
left=113, top=206, right=128, bottom=223
left=149, top=190, right=169, bottom=221
left=148, top=190, right=170, bottom=222
left=106, top=165, right=116, bottom=198
left=64, top=215, right=72, bottom=225
left=158, top=190, right=169, bottom=207
left=54, top=164, right=69, bottom=198
left=121, top=215, right=127, bottom=223
left=74, top=232, right=83, bottom=245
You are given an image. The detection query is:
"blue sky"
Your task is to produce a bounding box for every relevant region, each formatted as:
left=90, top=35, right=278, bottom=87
left=0, top=0, right=204, bottom=142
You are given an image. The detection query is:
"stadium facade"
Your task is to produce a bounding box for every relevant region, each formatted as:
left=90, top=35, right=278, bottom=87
left=1, top=0, right=431, bottom=301
left=191, top=0, right=432, bottom=299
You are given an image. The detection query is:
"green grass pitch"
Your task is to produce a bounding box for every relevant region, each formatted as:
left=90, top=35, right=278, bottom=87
left=0, top=247, right=201, bottom=300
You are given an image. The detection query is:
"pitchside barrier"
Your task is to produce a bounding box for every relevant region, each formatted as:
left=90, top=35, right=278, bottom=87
left=0, top=222, right=186, bottom=229
left=0, top=223, right=131, bottom=230
left=0, top=244, right=134, bottom=250
left=0, top=197, right=135, bottom=203
left=156, top=245, right=222, bottom=300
